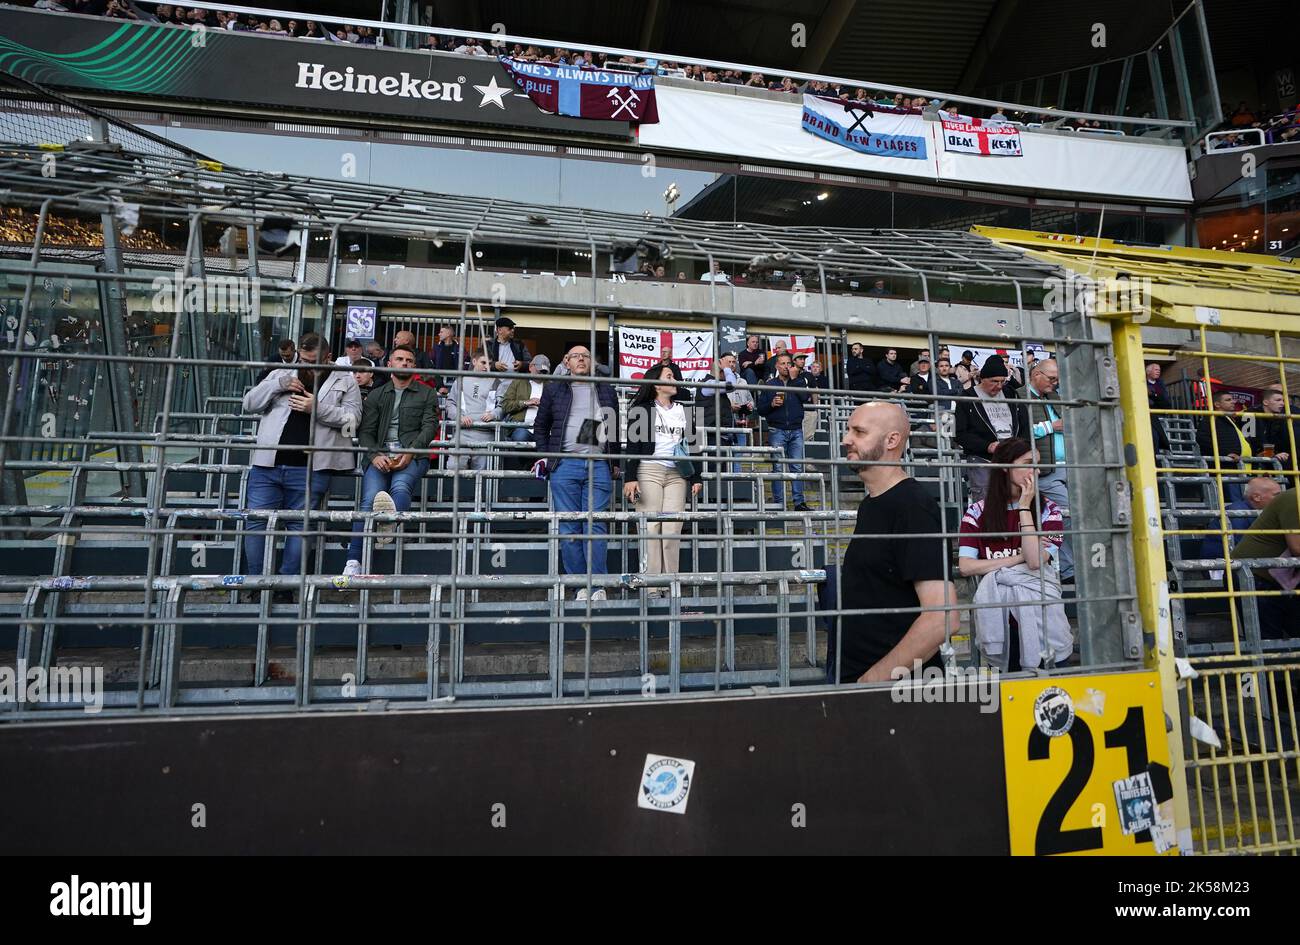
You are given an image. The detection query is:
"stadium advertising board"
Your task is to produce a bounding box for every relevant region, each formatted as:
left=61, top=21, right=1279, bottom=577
left=0, top=8, right=628, bottom=137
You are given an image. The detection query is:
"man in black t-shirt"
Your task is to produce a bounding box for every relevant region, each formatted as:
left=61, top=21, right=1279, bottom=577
left=835, top=402, right=956, bottom=683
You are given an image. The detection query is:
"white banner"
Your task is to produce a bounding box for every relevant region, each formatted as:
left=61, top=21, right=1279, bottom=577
left=638, top=86, right=1192, bottom=203
left=618, top=326, right=714, bottom=383
left=939, top=111, right=1023, bottom=157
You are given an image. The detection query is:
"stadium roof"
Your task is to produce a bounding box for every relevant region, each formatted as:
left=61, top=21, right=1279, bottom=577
left=976, top=225, right=1300, bottom=325
left=0, top=146, right=1063, bottom=286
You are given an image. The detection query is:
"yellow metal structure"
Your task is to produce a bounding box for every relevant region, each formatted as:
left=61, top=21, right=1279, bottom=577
left=982, top=226, right=1300, bottom=855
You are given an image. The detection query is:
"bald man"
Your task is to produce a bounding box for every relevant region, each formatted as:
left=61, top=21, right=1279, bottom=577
left=1198, top=476, right=1283, bottom=571
left=834, top=402, right=956, bottom=684
left=391, top=330, right=436, bottom=380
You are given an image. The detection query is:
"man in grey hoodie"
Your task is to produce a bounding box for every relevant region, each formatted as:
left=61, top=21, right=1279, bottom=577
left=444, top=353, right=501, bottom=470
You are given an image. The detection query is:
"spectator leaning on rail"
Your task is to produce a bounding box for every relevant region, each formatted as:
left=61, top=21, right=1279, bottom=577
left=958, top=436, right=1072, bottom=670
left=756, top=352, right=812, bottom=513
left=1024, top=358, right=1073, bottom=582
left=533, top=344, right=620, bottom=599
left=834, top=402, right=957, bottom=683
left=500, top=354, right=551, bottom=442
left=624, top=364, right=703, bottom=593
left=444, top=353, right=501, bottom=471
left=241, top=333, right=361, bottom=584
left=486, top=316, right=530, bottom=374
left=342, top=344, right=438, bottom=578
left=1229, top=485, right=1300, bottom=639
left=1196, top=390, right=1257, bottom=503
left=955, top=353, right=1029, bottom=503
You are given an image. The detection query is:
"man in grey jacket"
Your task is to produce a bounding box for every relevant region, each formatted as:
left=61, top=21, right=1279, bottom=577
left=241, top=333, right=361, bottom=580
left=444, top=353, right=501, bottom=471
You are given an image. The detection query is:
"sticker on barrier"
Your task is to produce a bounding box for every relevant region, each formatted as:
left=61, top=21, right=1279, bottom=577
left=1001, top=671, right=1174, bottom=856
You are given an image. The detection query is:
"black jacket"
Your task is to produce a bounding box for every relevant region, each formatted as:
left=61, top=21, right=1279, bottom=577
left=1195, top=414, right=1256, bottom=457
left=955, top=390, right=1030, bottom=459
left=909, top=372, right=934, bottom=396
left=622, top=399, right=702, bottom=485
left=485, top=337, right=531, bottom=371
left=846, top=356, right=876, bottom=391
left=877, top=358, right=907, bottom=391
left=1258, top=413, right=1300, bottom=456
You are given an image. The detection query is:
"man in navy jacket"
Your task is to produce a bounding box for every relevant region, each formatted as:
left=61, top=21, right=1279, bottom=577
left=532, top=344, right=621, bottom=598
left=756, top=352, right=812, bottom=512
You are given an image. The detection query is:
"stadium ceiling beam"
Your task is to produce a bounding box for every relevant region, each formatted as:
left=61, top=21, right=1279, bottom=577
left=638, top=0, right=670, bottom=53
left=797, top=0, right=857, bottom=73
left=956, top=0, right=1021, bottom=94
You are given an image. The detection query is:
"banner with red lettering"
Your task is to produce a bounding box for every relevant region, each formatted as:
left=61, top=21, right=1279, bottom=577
left=939, top=111, right=1023, bottom=157
left=618, top=326, right=714, bottom=383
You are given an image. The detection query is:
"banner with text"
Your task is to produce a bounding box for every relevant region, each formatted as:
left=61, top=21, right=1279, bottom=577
left=499, top=56, right=659, bottom=123
left=618, top=326, right=714, bottom=383
left=800, top=95, right=928, bottom=160
left=939, top=111, right=1023, bottom=157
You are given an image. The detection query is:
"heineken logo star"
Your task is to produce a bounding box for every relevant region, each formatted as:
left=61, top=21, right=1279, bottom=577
left=474, top=75, right=511, bottom=109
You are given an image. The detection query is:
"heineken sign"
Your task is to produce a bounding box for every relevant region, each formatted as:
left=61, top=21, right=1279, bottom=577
left=0, top=8, right=627, bottom=137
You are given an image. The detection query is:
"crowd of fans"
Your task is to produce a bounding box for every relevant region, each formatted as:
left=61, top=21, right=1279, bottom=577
left=1208, top=100, right=1300, bottom=149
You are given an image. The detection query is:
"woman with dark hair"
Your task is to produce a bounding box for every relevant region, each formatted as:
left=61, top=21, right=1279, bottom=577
left=957, top=437, right=1072, bottom=670
left=624, top=365, right=702, bottom=592
left=846, top=342, right=876, bottom=392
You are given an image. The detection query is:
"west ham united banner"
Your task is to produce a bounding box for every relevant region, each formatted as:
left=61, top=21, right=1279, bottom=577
left=498, top=57, right=659, bottom=124
left=800, top=95, right=927, bottom=160
left=939, top=111, right=1023, bottom=157
left=618, top=327, right=714, bottom=383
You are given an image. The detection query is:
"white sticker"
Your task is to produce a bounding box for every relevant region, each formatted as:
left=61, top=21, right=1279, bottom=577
left=1188, top=715, right=1221, bottom=749
left=1152, top=801, right=1178, bottom=854
left=1113, top=772, right=1156, bottom=835
left=1174, top=657, right=1199, bottom=681
left=637, top=753, right=695, bottom=815
left=1078, top=688, right=1106, bottom=718
left=1193, top=306, right=1221, bottom=326
left=1033, top=686, right=1075, bottom=737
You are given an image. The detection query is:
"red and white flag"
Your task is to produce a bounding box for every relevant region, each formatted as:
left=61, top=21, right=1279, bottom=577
left=939, top=111, right=1023, bottom=157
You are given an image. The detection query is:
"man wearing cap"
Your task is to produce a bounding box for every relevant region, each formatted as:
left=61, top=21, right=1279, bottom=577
left=501, top=354, right=552, bottom=443
left=486, top=316, right=531, bottom=375
left=909, top=354, right=934, bottom=398
left=336, top=338, right=363, bottom=366
left=954, top=353, right=1029, bottom=502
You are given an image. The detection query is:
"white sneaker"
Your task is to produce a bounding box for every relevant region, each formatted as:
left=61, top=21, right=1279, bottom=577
left=590, top=589, right=607, bottom=602
left=574, top=588, right=589, bottom=601
left=342, top=559, right=361, bottom=577
left=372, top=490, right=396, bottom=545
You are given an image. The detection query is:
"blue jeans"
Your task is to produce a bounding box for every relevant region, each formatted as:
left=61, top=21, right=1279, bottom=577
left=509, top=425, right=533, bottom=442
left=347, top=458, right=429, bottom=560
left=731, top=429, right=748, bottom=473
left=549, top=457, right=612, bottom=576
left=244, top=464, right=332, bottom=576
left=1037, top=472, right=1074, bottom=581
left=767, top=426, right=806, bottom=506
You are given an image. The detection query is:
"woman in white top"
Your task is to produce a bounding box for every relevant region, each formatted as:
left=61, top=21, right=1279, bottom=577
left=623, top=365, right=702, bottom=589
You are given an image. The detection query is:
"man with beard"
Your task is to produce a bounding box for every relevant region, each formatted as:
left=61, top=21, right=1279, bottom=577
left=241, top=333, right=361, bottom=590
left=832, top=402, right=956, bottom=683
left=342, top=344, right=438, bottom=576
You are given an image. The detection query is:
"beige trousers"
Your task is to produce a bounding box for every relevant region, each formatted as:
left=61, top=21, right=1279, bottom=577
left=638, top=461, right=687, bottom=575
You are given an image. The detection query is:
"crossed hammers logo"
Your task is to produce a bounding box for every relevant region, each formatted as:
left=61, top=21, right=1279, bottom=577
left=607, top=87, right=641, bottom=118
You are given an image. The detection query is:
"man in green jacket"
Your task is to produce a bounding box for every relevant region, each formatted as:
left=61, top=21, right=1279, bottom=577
left=343, top=344, right=438, bottom=576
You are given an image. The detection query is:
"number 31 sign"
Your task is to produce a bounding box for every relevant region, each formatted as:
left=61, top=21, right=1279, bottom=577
left=1001, top=672, right=1177, bottom=856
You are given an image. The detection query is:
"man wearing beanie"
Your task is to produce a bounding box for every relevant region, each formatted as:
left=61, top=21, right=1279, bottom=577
left=955, top=353, right=1029, bottom=502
